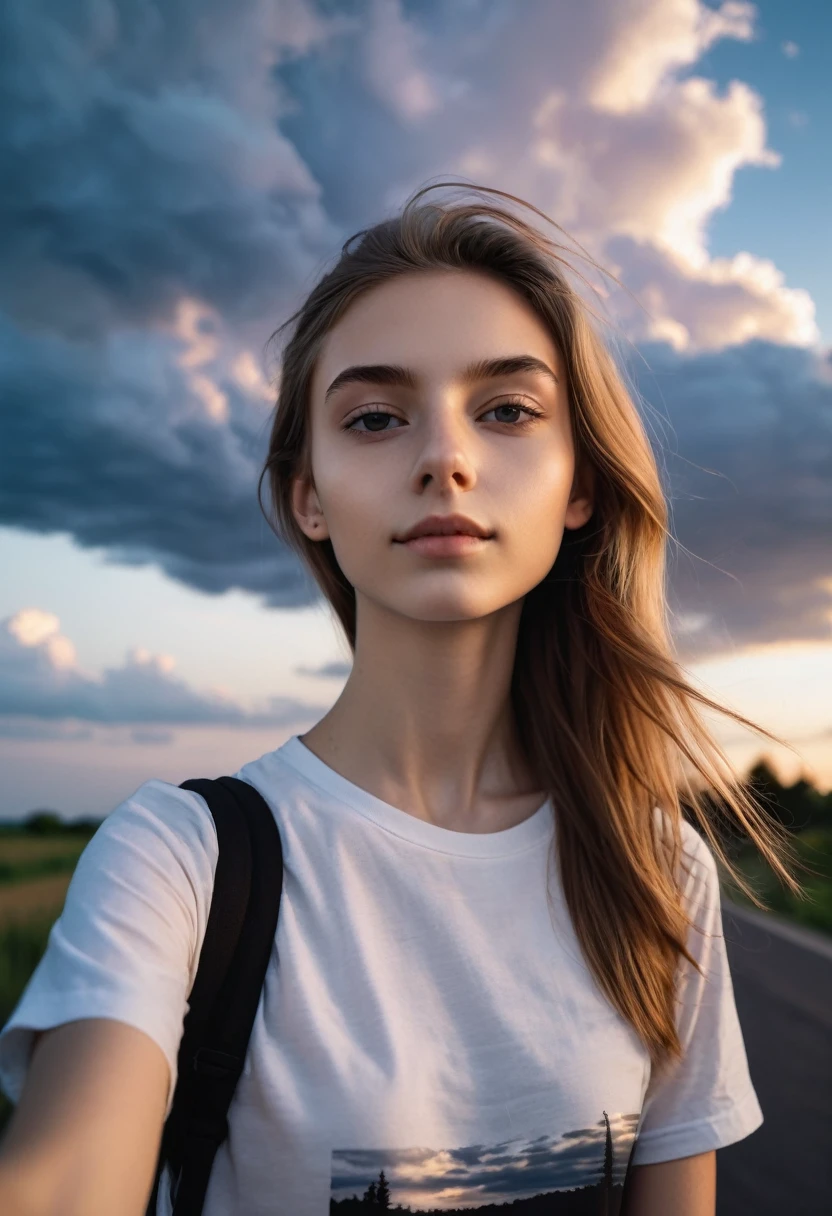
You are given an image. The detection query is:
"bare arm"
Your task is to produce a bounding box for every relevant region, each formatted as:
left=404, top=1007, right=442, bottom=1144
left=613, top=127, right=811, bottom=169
left=621, top=1150, right=716, bottom=1216
left=0, top=1018, right=170, bottom=1216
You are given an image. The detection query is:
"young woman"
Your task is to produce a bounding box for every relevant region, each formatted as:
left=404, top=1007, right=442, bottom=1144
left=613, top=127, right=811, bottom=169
left=0, top=182, right=800, bottom=1216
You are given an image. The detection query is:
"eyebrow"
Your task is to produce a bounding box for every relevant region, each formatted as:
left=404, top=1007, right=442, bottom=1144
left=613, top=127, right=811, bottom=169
left=323, top=354, right=559, bottom=404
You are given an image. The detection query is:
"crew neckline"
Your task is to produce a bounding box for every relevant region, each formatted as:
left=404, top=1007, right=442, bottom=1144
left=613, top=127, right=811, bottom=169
left=274, top=734, right=554, bottom=858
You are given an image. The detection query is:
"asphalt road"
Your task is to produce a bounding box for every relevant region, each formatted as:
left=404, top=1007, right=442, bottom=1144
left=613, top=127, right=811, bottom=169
left=716, top=902, right=832, bottom=1216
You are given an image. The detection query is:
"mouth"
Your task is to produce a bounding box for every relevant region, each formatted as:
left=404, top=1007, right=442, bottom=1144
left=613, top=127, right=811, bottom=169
left=397, top=532, right=493, bottom=558
left=394, top=513, right=494, bottom=544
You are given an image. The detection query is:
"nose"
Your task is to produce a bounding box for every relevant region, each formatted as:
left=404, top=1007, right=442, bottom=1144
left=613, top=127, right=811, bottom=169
left=409, top=404, right=478, bottom=494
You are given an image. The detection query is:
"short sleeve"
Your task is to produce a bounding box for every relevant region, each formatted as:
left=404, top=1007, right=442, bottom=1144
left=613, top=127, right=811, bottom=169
left=630, top=818, right=763, bottom=1165
left=0, top=779, right=218, bottom=1121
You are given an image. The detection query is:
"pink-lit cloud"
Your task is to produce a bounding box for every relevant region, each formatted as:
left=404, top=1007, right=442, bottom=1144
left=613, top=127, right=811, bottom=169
left=0, top=609, right=326, bottom=728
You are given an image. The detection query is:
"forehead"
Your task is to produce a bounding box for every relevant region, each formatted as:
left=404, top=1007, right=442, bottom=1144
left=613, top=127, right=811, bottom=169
left=310, top=269, right=563, bottom=399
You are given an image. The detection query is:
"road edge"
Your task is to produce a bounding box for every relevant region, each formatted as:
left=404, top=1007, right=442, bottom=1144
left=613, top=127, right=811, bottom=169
left=722, top=896, right=832, bottom=962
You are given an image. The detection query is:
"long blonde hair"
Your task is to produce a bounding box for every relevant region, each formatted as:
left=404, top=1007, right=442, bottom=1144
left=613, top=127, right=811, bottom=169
left=259, top=181, right=803, bottom=1075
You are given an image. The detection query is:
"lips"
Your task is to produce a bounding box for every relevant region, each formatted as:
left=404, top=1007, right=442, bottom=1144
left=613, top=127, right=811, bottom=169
left=396, top=513, right=493, bottom=542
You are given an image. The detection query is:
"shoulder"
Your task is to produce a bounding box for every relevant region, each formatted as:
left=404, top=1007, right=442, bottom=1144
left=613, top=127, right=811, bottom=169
left=652, top=803, right=718, bottom=869
left=54, top=777, right=224, bottom=992
left=232, top=746, right=304, bottom=825
left=95, top=777, right=217, bottom=851
left=76, top=777, right=220, bottom=903
left=652, top=804, right=722, bottom=909
left=678, top=815, right=719, bottom=880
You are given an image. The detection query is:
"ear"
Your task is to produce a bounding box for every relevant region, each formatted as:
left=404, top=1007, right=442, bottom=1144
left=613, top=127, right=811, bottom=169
left=290, top=471, right=330, bottom=542
left=564, top=459, right=595, bottom=531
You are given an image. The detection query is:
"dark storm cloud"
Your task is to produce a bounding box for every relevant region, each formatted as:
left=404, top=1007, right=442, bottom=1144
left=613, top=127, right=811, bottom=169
left=0, top=309, right=317, bottom=607
left=0, top=0, right=345, bottom=606
left=0, top=0, right=344, bottom=340
left=629, top=340, right=832, bottom=659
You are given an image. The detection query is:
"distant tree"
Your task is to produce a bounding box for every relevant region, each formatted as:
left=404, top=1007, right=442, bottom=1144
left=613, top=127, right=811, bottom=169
left=66, top=817, right=103, bottom=836
left=24, top=811, right=64, bottom=835
left=377, top=1169, right=390, bottom=1208
left=746, top=761, right=830, bottom=834
left=699, top=759, right=820, bottom=860
left=779, top=775, right=829, bottom=833
left=747, top=759, right=783, bottom=797
left=363, top=1181, right=377, bottom=1204
left=10, top=811, right=100, bottom=837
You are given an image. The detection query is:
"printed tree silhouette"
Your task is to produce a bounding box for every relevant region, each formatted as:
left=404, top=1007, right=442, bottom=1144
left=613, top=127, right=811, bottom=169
left=358, top=1171, right=390, bottom=1207
left=602, top=1109, right=614, bottom=1214
left=602, top=1111, right=613, bottom=1188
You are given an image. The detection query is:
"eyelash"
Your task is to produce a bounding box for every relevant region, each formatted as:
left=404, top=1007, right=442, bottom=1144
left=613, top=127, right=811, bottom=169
left=342, top=396, right=546, bottom=436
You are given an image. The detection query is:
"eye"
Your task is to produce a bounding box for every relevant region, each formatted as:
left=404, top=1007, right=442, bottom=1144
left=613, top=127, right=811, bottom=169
left=343, top=409, right=405, bottom=434
left=342, top=396, right=545, bottom=436
left=480, top=397, right=545, bottom=426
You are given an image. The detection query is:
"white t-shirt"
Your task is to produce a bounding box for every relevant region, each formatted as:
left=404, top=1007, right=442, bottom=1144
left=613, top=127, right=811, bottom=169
left=0, top=735, right=762, bottom=1213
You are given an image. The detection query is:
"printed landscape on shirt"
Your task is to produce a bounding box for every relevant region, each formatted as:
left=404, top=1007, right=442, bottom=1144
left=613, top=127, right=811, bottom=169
left=330, top=1110, right=641, bottom=1213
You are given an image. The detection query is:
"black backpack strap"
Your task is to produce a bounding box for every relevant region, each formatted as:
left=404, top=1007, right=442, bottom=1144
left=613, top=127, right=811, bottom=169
left=146, top=776, right=283, bottom=1216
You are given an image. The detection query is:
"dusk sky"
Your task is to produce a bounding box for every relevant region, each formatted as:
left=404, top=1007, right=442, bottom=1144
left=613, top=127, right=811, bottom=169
left=1, top=0, right=830, bottom=819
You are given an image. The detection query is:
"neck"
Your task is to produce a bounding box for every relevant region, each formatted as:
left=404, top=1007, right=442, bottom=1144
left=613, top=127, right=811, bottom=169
left=300, top=594, right=545, bottom=832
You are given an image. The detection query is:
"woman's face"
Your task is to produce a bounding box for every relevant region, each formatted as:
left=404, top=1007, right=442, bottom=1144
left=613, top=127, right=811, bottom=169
left=293, top=268, right=594, bottom=624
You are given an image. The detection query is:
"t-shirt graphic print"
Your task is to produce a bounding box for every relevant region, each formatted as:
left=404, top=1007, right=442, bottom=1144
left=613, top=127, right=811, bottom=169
left=330, top=1110, right=640, bottom=1212
left=0, top=735, right=763, bottom=1215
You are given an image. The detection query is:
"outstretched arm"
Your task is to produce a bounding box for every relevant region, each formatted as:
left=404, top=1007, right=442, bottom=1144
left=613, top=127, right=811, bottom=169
left=0, top=1019, right=169, bottom=1216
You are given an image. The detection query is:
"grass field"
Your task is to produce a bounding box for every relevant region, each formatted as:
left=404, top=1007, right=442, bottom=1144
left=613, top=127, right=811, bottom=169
left=0, top=907, right=66, bottom=1136
left=0, top=836, right=88, bottom=865
left=0, top=835, right=87, bottom=896
left=724, top=827, right=832, bottom=934
left=0, top=874, right=73, bottom=923
left=0, top=832, right=92, bottom=1135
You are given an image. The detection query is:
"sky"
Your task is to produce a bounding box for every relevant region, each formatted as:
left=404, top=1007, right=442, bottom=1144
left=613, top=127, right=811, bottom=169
left=1, top=0, right=830, bottom=819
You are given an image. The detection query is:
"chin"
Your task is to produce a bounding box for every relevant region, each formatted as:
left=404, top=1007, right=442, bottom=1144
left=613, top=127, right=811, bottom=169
left=394, top=590, right=510, bottom=623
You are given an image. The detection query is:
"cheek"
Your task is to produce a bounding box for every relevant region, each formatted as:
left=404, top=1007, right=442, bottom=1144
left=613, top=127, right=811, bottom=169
left=324, top=476, right=381, bottom=534
left=499, top=451, right=571, bottom=525
left=315, top=461, right=393, bottom=569
left=497, top=459, right=572, bottom=570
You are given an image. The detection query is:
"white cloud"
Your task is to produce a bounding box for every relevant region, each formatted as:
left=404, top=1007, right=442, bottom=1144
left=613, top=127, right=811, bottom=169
left=532, top=76, right=779, bottom=265
left=586, top=0, right=755, bottom=114
left=0, top=610, right=327, bottom=726
left=172, top=297, right=230, bottom=424
left=629, top=340, right=832, bottom=659
left=607, top=237, right=818, bottom=349
left=8, top=608, right=78, bottom=669
left=337, top=0, right=812, bottom=351
left=8, top=608, right=62, bottom=648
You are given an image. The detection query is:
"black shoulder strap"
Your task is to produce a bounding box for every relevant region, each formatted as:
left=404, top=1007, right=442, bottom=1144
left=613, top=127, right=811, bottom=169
left=146, top=775, right=284, bottom=1216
